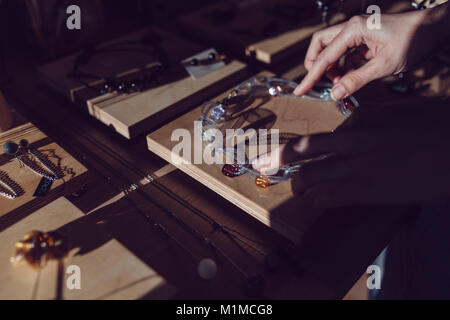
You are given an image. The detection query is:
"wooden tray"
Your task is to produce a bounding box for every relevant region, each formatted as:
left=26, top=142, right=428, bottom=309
left=0, top=123, right=88, bottom=218
left=0, top=197, right=175, bottom=300
left=179, top=0, right=361, bottom=65
left=38, top=28, right=247, bottom=139
left=147, top=71, right=348, bottom=244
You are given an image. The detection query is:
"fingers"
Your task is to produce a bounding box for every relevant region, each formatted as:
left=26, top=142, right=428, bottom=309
left=331, top=57, right=387, bottom=101
left=325, top=62, right=341, bottom=84
left=342, top=49, right=366, bottom=75
left=304, top=22, right=346, bottom=71
left=294, top=17, right=365, bottom=96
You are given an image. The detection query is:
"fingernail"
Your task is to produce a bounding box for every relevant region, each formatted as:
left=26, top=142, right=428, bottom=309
left=331, top=84, right=347, bottom=101
left=293, top=84, right=304, bottom=96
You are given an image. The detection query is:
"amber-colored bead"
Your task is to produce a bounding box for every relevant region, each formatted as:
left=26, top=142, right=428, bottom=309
left=255, top=177, right=272, bottom=188
left=11, top=230, right=68, bottom=269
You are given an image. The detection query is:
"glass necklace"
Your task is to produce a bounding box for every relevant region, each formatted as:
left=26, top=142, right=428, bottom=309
left=200, top=76, right=359, bottom=188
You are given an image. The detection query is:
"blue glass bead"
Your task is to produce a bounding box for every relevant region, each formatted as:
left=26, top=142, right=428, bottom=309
left=3, top=141, right=19, bottom=156
left=210, top=104, right=225, bottom=120
left=19, top=139, right=29, bottom=148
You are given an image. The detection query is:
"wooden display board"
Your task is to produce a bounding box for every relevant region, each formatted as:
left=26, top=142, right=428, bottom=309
left=0, top=123, right=88, bottom=218
left=38, top=28, right=247, bottom=139
left=147, top=72, right=347, bottom=244
left=0, top=197, right=175, bottom=300
left=179, top=0, right=361, bottom=65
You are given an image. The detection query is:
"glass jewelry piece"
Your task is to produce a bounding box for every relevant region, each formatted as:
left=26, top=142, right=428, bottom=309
left=208, top=52, right=217, bottom=60
left=15, top=140, right=63, bottom=181
left=336, top=96, right=359, bottom=118
left=3, top=141, right=19, bottom=156
left=301, top=81, right=333, bottom=101
left=221, top=164, right=246, bottom=178
left=210, top=103, right=226, bottom=121
left=255, top=176, right=273, bottom=189
left=11, top=230, right=68, bottom=269
left=265, top=78, right=298, bottom=97
left=0, top=170, right=22, bottom=200
left=11, top=230, right=48, bottom=269
left=19, top=139, right=29, bottom=148
left=199, top=76, right=359, bottom=188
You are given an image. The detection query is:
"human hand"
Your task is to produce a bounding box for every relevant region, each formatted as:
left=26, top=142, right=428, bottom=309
left=294, top=4, right=450, bottom=101
left=252, top=98, right=450, bottom=208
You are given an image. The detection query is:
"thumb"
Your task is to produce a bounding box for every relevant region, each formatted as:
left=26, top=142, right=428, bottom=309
left=331, top=58, right=385, bottom=101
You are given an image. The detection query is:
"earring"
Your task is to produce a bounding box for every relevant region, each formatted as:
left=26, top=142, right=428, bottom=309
left=3, top=140, right=63, bottom=181
left=0, top=170, right=23, bottom=199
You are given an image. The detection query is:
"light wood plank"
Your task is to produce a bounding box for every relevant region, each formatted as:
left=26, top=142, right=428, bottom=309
left=147, top=71, right=347, bottom=244
left=37, top=28, right=247, bottom=139
left=0, top=197, right=176, bottom=300
left=179, top=0, right=361, bottom=65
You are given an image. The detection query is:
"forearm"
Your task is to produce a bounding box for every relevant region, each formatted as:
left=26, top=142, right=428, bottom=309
left=419, top=2, right=450, bottom=48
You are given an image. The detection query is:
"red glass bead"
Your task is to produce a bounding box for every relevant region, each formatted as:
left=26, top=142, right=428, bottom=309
left=222, top=164, right=244, bottom=178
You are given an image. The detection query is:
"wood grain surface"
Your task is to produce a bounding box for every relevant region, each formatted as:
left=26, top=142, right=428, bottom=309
left=147, top=71, right=347, bottom=243
left=38, top=28, right=248, bottom=139
left=0, top=197, right=175, bottom=300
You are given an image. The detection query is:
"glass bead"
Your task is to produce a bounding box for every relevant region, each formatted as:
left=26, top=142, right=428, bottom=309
left=190, top=58, right=198, bottom=66
left=210, top=104, right=225, bottom=120
left=337, top=97, right=358, bottom=117
left=3, top=141, right=19, bottom=156
left=208, top=52, right=216, bottom=60
left=222, top=164, right=244, bottom=178
left=266, top=79, right=297, bottom=96
left=319, top=87, right=332, bottom=100
left=11, top=231, right=68, bottom=269
left=255, top=176, right=272, bottom=188
left=19, top=139, right=29, bottom=148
